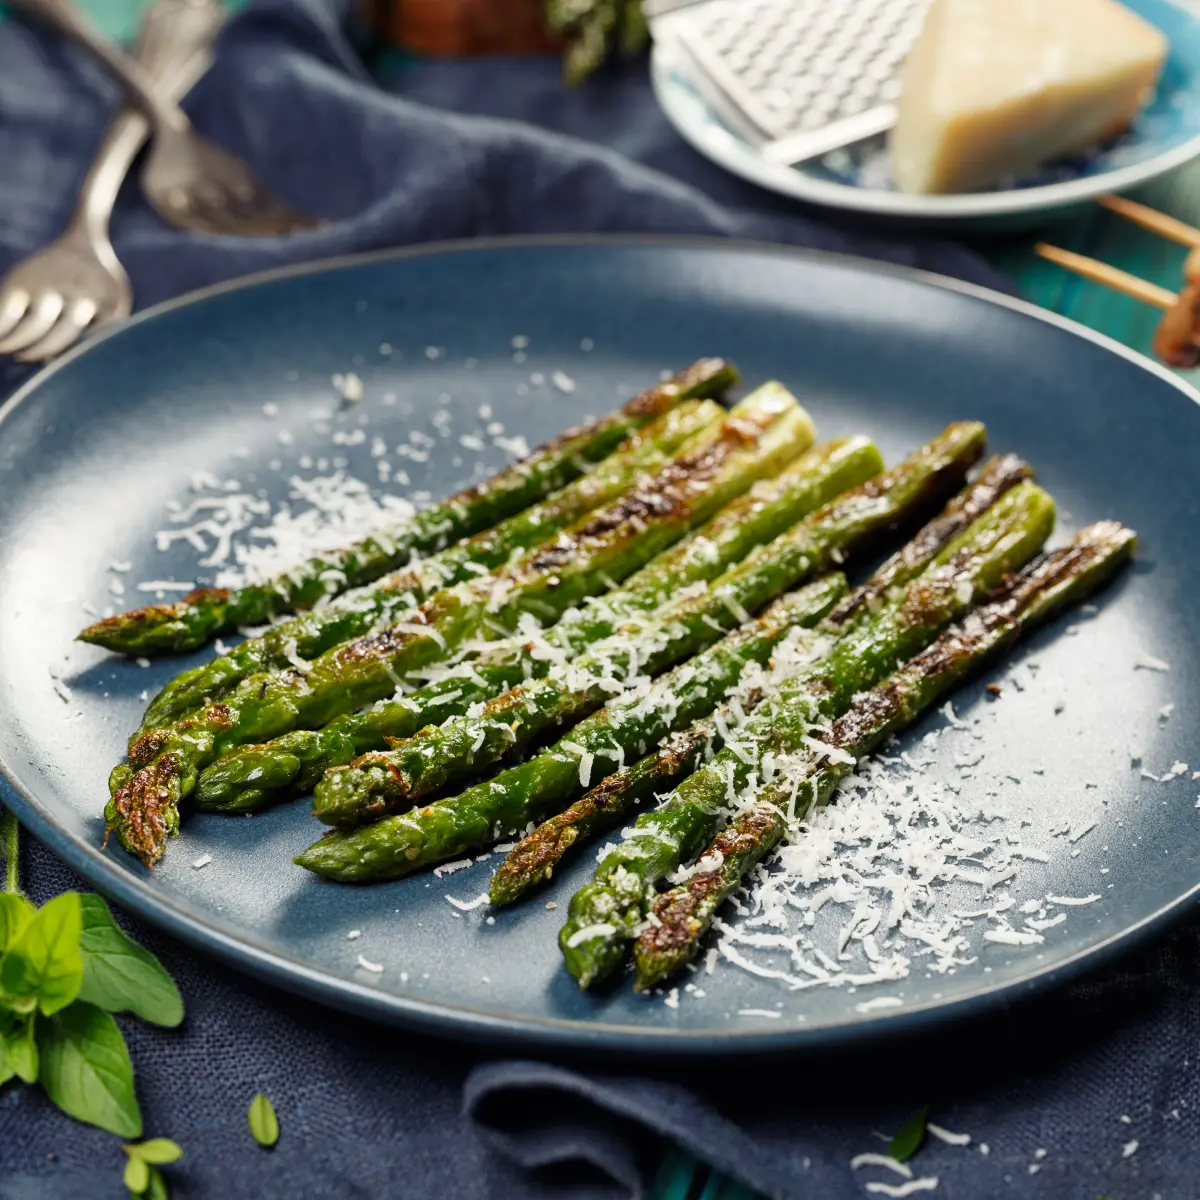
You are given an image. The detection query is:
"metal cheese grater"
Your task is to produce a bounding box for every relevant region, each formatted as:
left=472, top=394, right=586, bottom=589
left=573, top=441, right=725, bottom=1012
left=647, top=0, right=931, bottom=166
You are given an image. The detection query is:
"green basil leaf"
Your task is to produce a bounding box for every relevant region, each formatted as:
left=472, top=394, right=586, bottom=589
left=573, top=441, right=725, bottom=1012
left=128, top=1138, right=183, bottom=1166
left=888, top=1106, right=928, bottom=1163
left=247, top=1092, right=279, bottom=1148
left=123, top=1153, right=150, bottom=1195
left=144, top=1166, right=169, bottom=1200
left=0, top=1030, right=13, bottom=1087
left=37, top=1002, right=142, bottom=1137
left=0, top=892, right=83, bottom=1016
left=76, top=895, right=183, bottom=1027
left=0, top=893, right=35, bottom=953
left=0, top=1010, right=39, bottom=1084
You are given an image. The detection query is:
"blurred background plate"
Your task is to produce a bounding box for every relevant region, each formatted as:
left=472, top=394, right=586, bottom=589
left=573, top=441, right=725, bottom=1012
left=651, top=0, right=1200, bottom=228
left=0, top=238, right=1198, bottom=1054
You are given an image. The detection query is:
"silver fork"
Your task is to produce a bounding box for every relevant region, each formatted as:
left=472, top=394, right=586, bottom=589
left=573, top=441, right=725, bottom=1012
left=0, top=0, right=225, bottom=362
left=12, top=0, right=321, bottom=238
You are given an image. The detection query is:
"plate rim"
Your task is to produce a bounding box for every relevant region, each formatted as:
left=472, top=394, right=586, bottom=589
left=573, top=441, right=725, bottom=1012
left=2, top=233, right=1199, bottom=1056
left=649, top=0, right=1200, bottom=221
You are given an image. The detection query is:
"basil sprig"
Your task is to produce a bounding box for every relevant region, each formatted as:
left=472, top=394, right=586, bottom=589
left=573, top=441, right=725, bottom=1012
left=0, top=888, right=182, bottom=1137
left=123, top=1139, right=184, bottom=1199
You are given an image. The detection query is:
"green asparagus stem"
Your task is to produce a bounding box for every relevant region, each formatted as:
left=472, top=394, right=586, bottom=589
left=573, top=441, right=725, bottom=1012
left=824, top=452, right=1031, bottom=627
left=80, top=358, right=738, bottom=657
left=633, top=521, right=1136, bottom=989
left=486, top=451, right=1031, bottom=905
left=488, top=705, right=749, bottom=907
left=138, top=396, right=725, bottom=733
left=560, top=479, right=1056, bottom=988
left=547, top=436, right=884, bottom=657
left=312, top=422, right=984, bottom=822
left=108, top=386, right=811, bottom=866
left=197, top=435, right=882, bottom=813
left=294, top=575, right=846, bottom=881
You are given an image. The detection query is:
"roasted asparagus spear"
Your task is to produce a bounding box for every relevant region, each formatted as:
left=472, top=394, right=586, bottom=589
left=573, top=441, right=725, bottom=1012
left=488, top=716, right=731, bottom=907
left=632, top=521, right=1136, bottom=990
left=198, top=435, right=882, bottom=814
left=311, top=423, right=986, bottom=824
left=559, top=480, right=1056, bottom=988
left=294, top=574, right=846, bottom=881
left=108, top=385, right=812, bottom=866
left=137, top=396, right=725, bottom=732
left=80, top=358, right=738, bottom=656
left=489, top=452, right=1031, bottom=905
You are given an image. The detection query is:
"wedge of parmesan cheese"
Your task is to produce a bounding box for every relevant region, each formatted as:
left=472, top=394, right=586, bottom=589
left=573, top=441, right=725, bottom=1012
left=891, top=0, right=1167, bottom=194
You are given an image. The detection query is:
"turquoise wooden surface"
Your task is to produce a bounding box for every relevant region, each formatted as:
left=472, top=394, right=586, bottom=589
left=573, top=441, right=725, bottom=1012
left=5, top=3, right=1200, bottom=1196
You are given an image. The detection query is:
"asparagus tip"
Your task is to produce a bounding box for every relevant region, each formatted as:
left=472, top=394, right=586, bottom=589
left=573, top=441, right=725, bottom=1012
left=105, top=757, right=181, bottom=868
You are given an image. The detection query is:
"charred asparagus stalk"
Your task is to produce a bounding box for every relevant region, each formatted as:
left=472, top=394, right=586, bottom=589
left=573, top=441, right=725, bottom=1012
left=198, top=435, right=881, bottom=814
left=632, top=521, right=1136, bottom=990
left=80, top=358, right=738, bottom=657
left=488, top=452, right=1031, bottom=905
left=311, top=423, right=986, bottom=823
left=108, top=385, right=812, bottom=866
left=559, top=480, right=1056, bottom=989
left=138, top=396, right=725, bottom=732
left=823, top=453, right=1031, bottom=627
left=294, top=575, right=846, bottom=881
left=488, top=692, right=753, bottom=907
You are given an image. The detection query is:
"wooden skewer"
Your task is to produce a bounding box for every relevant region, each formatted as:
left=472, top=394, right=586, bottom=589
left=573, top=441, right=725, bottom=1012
left=1097, top=194, right=1200, bottom=248
left=1034, top=243, right=1177, bottom=310
left=1035, top=242, right=1200, bottom=369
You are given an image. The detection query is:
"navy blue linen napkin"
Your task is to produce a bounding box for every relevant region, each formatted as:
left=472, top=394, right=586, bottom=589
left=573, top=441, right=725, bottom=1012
left=0, top=0, right=1008, bottom=395
left=1, top=3, right=1192, bottom=1198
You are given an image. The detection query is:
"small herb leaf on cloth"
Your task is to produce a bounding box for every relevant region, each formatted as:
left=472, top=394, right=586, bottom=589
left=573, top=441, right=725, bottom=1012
left=144, top=1166, right=170, bottom=1200
left=889, top=1107, right=929, bottom=1163
left=0, top=1010, right=39, bottom=1083
left=248, top=1092, right=280, bottom=1148
left=0, top=893, right=35, bottom=952
left=38, top=1002, right=142, bottom=1137
left=123, top=1153, right=150, bottom=1195
left=0, top=891, right=83, bottom=1015
left=128, top=1138, right=184, bottom=1165
left=77, top=895, right=183, bottom=1027
left=123, top=1139, right=183, bottom=1198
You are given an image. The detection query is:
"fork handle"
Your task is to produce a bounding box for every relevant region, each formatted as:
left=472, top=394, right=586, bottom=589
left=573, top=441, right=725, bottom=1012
left=70, top=0, right=223, bottom=244
left=11, top=0, right=195, bottom=134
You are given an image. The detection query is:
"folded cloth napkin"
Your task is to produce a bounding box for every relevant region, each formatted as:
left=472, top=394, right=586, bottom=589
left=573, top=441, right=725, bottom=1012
left=2, top=3, right=1191, bottom=1199
left=0, top=0, right=1008, bottom=392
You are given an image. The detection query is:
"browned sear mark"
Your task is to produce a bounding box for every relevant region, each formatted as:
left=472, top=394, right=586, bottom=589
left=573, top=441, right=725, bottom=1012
left=640, top=806, right=777, bottom=957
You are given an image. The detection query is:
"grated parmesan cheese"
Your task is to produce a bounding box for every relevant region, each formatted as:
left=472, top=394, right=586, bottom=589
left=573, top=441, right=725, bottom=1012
left=565, top=923, right=616, bottom=948
left=863, top=1179, right=939, bottom=1197
left=926, top=1123, right=971, bottom=1147
left=1134, top=653, right=1170, bottom=673
left=850, top=1154, right=913, bottom=1178
left=433, top=859, right=474, bottom=878
left=854, top=996, right=903, bottom=1013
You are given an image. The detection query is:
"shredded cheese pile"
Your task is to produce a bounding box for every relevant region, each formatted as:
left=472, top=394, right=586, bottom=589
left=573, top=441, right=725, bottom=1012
left=705, top=703, right=1105, bottom=996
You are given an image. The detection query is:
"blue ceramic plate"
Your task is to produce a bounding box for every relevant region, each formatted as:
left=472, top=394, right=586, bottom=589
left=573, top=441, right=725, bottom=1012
left=651, top=0, right=1200, bottom=226
left=1, top=239, right=1198, bottom=1054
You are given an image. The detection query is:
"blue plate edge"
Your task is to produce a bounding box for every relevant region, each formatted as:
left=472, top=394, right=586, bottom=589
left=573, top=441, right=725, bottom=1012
left=1, top=234, right=1198, bottom=1056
